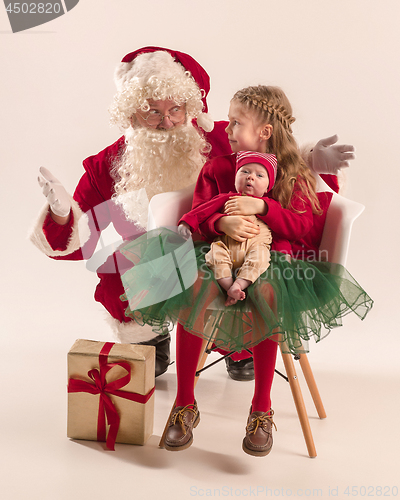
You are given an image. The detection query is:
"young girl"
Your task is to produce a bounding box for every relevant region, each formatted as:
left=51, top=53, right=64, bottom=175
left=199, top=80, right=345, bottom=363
left=120, top=86, right=373, bottom=456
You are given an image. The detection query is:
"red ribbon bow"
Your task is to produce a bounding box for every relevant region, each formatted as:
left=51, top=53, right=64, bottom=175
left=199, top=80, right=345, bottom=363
left=68, top=342, right=155, bottom=450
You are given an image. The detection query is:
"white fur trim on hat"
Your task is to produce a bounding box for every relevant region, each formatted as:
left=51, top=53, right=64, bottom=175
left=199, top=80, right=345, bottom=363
left=197, top=112, right=214, bottom=132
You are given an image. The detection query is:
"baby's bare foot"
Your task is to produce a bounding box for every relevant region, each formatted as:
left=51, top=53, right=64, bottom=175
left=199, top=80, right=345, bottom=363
left=225, top=282, right=245, bottom=306
left=225, top=295, right=238, bottom=306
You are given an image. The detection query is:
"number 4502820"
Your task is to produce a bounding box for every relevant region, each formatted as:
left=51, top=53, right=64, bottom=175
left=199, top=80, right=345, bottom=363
left=344, top=486, right=398, bottom=497
left=5, top=3, right=62, bottom=14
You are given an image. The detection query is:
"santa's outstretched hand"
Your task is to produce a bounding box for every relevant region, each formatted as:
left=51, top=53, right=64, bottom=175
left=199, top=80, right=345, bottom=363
left=38, top=167, right=71, bottom=218
left=311, top=135, right=355, bottom=175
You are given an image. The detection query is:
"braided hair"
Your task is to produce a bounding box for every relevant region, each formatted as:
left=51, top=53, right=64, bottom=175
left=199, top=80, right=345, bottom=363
left=232, top=86, right=321, bottom=214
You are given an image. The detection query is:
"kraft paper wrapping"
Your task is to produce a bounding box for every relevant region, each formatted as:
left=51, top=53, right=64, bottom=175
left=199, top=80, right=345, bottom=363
left=67, top=339, right=155, bottom=446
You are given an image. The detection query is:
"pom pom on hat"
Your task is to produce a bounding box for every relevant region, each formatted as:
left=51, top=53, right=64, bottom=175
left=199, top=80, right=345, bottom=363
left=236, top=151, right=278, bottom=192
left=196, top=113, right=214, bottom=133
left=114, top=46, right=214, bottom=131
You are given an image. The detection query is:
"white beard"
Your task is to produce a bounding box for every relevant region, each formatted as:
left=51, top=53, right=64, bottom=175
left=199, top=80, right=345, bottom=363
left=112, top=123, right=208, bottom=229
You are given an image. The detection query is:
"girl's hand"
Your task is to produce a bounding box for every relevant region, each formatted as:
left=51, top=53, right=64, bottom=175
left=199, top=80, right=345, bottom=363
left=217, top=215, right=260, bottom=242
left=224, top=196, right=267, bottom=216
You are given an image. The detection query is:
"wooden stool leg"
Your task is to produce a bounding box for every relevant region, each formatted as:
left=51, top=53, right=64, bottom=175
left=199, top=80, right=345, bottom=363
left=298, top=353, right=326, bottom=419
left=280, top=347, right=317, bottom=458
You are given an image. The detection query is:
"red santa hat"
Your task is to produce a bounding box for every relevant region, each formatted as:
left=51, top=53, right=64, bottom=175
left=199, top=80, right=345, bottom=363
left=236, top=151, right=278, bottom=192
left=114, top=46, right=214, bottom=132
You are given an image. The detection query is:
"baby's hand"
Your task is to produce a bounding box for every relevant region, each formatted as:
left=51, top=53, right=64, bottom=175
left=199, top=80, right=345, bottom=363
left=224, top=196, right=266, bottom=216
left=178, top=222, right=192, bottom=240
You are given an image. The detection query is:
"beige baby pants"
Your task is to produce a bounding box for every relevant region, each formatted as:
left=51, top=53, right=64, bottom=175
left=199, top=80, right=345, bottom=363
left=205, top=216, right=272, bottom=283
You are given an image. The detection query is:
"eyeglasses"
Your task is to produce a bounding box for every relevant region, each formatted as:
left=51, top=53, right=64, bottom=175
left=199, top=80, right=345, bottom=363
left=137, top=106, right=186, bottom=126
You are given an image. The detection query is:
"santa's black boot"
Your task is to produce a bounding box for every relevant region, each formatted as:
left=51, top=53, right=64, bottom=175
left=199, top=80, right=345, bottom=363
left=138, top=333, right=171, bottom=377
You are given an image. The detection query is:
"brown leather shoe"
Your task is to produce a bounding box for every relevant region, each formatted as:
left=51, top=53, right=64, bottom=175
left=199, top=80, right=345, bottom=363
left=164, top=402, right=200, bottom=451
left=242, top=408, right=277, bottom=457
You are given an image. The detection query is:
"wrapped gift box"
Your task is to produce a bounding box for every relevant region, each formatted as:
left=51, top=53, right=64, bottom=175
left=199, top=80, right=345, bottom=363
left=67, top=339, right=155, bottom=449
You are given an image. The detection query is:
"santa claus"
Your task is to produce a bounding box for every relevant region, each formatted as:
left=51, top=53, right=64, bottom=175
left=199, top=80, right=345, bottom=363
left=30, top=46, right=354, bottom=379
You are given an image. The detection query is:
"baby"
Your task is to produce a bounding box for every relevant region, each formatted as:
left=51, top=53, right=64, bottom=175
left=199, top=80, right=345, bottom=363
left=179, top=151, right=284, bottom=305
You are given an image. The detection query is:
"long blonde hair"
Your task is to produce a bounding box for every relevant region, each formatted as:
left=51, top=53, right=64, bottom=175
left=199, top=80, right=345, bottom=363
left=232, top=86, right=321, bottom=214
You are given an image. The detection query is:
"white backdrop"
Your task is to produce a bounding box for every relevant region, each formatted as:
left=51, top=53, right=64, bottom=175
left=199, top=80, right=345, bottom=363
left=1, top=2, right=400, bottom=499
left=1, top=0, right=399, bottom=372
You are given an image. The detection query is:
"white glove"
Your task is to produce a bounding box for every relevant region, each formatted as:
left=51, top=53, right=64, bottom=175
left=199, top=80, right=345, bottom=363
left=38, top=167, right=71, bottom=217
left=311, top=135, right=356, bottom=175
left=178, top=223, right=192, bottom=240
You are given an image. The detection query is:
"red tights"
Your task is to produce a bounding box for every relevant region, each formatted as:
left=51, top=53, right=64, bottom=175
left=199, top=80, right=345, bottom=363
left=175, top=323, right=278, bottom=412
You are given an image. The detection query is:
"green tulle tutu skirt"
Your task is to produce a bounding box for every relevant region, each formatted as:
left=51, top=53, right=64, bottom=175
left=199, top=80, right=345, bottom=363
left=119, top=228, right=373, bottom=354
